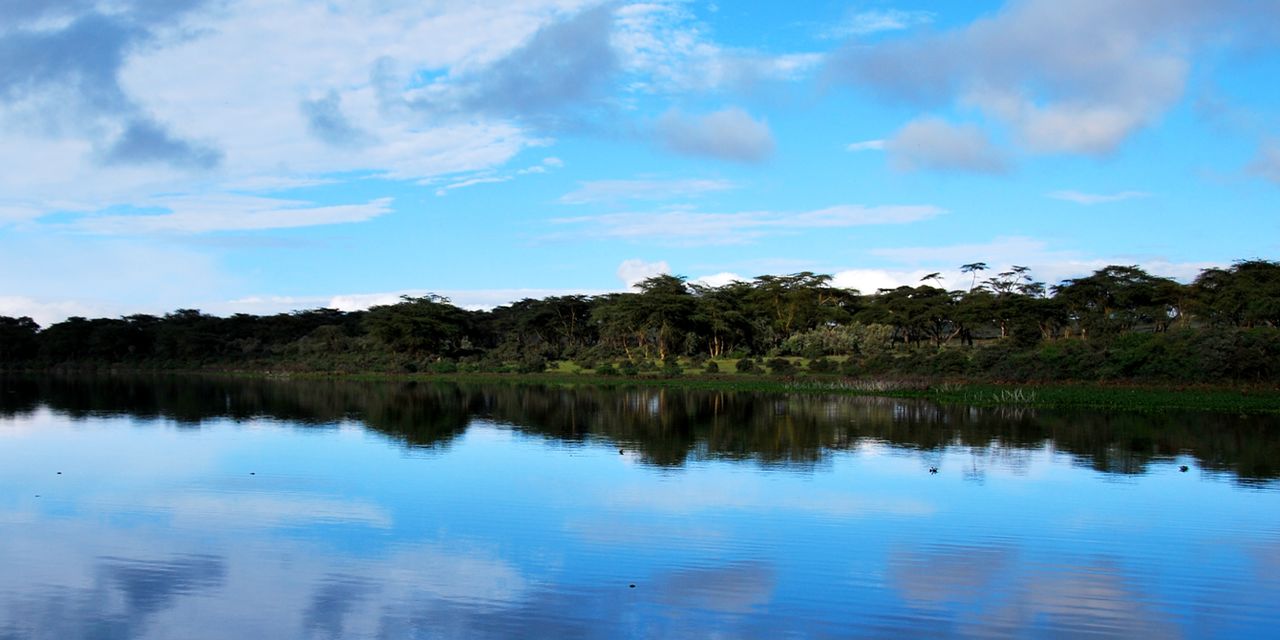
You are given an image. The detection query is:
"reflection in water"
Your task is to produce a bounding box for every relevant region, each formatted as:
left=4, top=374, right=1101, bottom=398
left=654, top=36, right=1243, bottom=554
left=2, top=374, right=1278, bottom=483
left=1, top=554, right=225, bottom=640
left=0, top=374, right=1278, bottom=638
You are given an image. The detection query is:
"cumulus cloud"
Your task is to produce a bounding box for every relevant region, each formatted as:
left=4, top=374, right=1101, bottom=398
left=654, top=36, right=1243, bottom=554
left=886, top=118, right=1007, bottom=173
left=300, top=91, right=372, bottom=147
left=1047, top=190, right=1151, bottom=205
left=617, top=258, right=670, bottom=288
left=0, top=1, right=221, bottom=169
left=559, top=178, right=735, bottom=204
left=100, top=118, right=222, bottom=169
left=404, top=5, right=619, bottom=124
left=550, top=204, right=944, bottom=246
left=655, top=108, right=775, bottom=163
left=689, top=272, right=744, bottom=288
left=827, top=0, right=1276, bottom=156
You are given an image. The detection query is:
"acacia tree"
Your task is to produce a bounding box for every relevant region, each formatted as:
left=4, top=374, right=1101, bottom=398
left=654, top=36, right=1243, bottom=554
left=1053, top=266, right=1180, bottom=337
left=960, top=262, right=988, bottom=292
left=1192, top=260, right=1280, bottom=328
left=364, top=295, right=475, bottom=357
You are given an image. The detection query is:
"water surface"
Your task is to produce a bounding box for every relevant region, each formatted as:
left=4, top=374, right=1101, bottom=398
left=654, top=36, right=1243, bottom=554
left=2, top=376, right=1278, bottom=638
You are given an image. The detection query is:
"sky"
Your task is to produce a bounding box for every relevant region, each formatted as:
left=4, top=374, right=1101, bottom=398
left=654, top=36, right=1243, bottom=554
left=1, top=0, right=1278, bottom=326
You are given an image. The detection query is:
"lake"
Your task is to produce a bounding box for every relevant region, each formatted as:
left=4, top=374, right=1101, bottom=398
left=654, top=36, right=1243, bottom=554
left=1, top=375, right=1278, bottom=639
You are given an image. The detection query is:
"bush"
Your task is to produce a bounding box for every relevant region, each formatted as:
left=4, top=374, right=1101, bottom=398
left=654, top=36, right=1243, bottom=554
left=703, top=360, right=720, bottom=374
left=734, top=358, right=757, bottom=374
left=619, top=361, right=639, bottom=376
left=595, top=362, right=618, bottom=376
left=428, top=359, right=458, bottom=374
left=767, top=357, right=798, bottom=375
left=516, top=354, right=547, bottom=374
left=808, top=357, right=837, bottom=374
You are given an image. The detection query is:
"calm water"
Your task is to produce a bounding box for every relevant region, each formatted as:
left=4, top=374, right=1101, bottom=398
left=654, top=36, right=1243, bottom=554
left=1, top=376, right=1278, bottom=639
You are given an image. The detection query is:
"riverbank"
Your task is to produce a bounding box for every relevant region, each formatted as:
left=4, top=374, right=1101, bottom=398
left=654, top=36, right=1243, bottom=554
left=10, top=365, right=1280, bottom=414
left=240, top=369, right=1280, bottom=414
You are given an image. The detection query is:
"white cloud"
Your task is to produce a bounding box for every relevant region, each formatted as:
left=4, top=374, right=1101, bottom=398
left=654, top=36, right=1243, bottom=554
left=617, top=259, right=670, bottom=288
left=689, top=271, right=745, bottom=288
left=655, top=108, right=775, bottom=163
left=823, top=9, right=935, bottom=39
left=1047, top=190, right=1151, bottom=205
left=550, top=204, right=945, bottom=246
left=831, top=269, right=950, bottom=294
left=434, top=175, right=512, bottom=196
left=862, top=236, right=1221, bottom=287
left=615, top=2, right=821, bottom=93
left=829, top=0, right=1274, bottom=157
left=322, top=287, right=612, bottom=314
left=0, top=297, right=123, bottom=327
left=846, top=139, right=885, bottom=152
left=74, top=196, right=394, bottom=234
left=886, top=118, right=1007, bottom=173
left=559, top=178, right=735, bottom=204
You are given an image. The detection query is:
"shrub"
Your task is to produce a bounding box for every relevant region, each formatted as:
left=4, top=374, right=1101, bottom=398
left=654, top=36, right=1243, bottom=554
left=767, top=357, right=798, bottom=375
left=516, top=354, right=547, bottom=374
left=595, top=362, right=618, bottom=376
left=703, top=360, right=720, bottom=374
left=428, top=359, right=458, bottom=374
left=808, top=357, right=837, bottom=374
left=734, top=358, right=757, bottom=374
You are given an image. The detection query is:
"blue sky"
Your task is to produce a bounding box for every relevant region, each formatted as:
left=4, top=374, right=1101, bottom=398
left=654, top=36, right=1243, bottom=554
left=1, top=0, right=1278, bottom=324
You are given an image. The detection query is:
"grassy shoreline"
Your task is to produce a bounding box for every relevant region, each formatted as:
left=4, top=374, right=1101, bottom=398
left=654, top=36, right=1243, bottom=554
left=10, top=365, right=1280, bottom=413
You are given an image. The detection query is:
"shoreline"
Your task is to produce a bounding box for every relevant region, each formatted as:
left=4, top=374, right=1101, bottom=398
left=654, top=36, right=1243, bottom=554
left=12, top=367, right=1277, bottom=414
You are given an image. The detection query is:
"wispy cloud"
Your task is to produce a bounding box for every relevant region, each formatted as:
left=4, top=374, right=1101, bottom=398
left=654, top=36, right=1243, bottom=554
left=823, top=9, right=935, bottom=39
left=846, top=139, right=885, bottom=152
left=73, top=196, right=394, bottom=234
left=549, top=204, right=944, bottom=246
left=559, top=178, right=736, bottom=204
left=434, top=176, right=512, bottom=197
left=1047, top=190, right=1151, bottom=205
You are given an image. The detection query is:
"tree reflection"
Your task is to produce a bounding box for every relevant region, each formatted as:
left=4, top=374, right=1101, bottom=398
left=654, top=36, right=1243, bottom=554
left=2, top=374, right=1277, bottom=484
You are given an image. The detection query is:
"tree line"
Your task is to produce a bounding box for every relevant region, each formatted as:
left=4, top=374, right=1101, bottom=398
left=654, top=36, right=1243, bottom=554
left=2, top=259, right=1279, bottom=382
